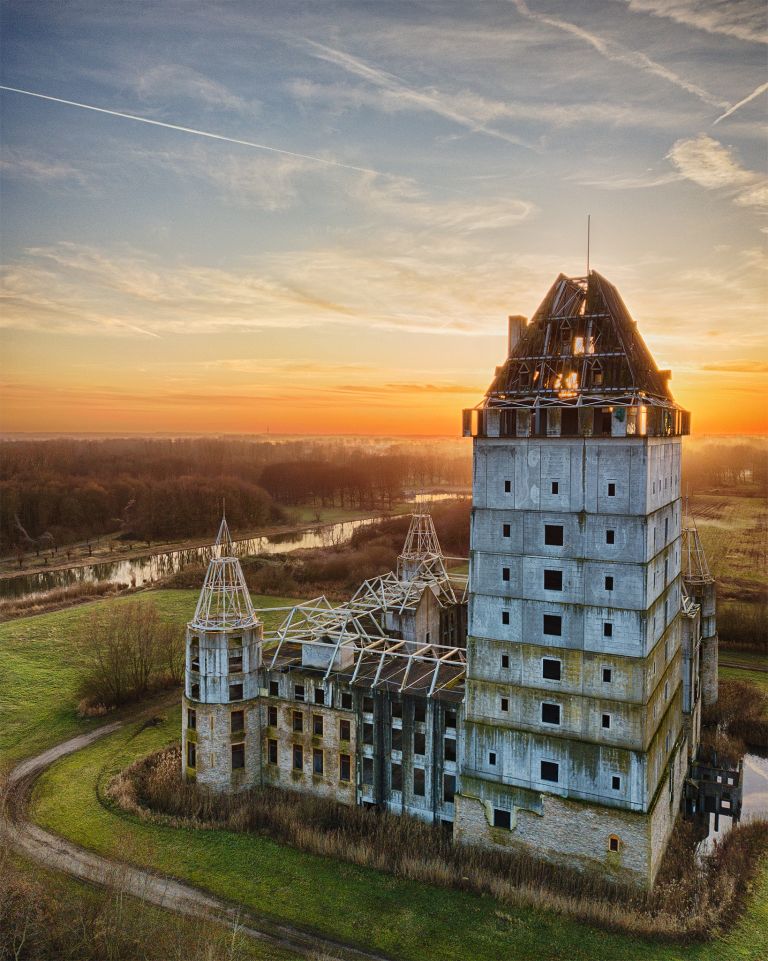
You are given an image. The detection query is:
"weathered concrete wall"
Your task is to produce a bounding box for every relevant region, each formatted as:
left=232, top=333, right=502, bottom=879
left=182, top=695, right=261, bottom=792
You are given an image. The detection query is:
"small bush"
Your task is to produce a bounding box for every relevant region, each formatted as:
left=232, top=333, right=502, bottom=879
left=703, top=678, right=768, bottom=751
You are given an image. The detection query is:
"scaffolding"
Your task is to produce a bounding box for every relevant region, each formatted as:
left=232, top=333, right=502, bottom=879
left=191, top=515, right=259, bottom=630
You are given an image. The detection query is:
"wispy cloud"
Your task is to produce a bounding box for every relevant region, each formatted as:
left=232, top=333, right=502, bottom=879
left=617, top=0, right=767, bottom=45
left=713, top=81, right=768, bottom=125
left=700, top=361, right=768, bottom=373
left=134, top=64, right=259, bottom=116
left=510, top=0, right=728, bottom=109
left=303, top=41, right=535, bottom=149
left=666, top=134, right=767, bottom=207
left=0, top=147, right=90, bottom=186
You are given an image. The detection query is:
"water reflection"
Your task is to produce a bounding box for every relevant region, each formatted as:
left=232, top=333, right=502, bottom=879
left=698, top=751, right=768, bottom=852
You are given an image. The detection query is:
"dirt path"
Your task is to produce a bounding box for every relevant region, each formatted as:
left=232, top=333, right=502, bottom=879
left=2, top=720, right=392, bottom=961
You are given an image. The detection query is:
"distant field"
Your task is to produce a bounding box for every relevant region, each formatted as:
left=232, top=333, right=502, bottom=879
left=0, top=589, right=298, bottom=770
left=691, top=493, right=767, bottom=602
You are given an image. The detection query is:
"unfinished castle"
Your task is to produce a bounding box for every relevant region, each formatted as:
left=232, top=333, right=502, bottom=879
left=182, top=270, right=720, bottom=887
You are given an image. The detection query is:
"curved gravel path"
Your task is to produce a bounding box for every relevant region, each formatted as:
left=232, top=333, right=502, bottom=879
left=2, top=719, right=392, bottom=961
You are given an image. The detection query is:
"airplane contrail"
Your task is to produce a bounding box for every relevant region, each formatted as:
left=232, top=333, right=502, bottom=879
left=713, top=81, right=768, bottom=125
left=0, top=84, right=381, bottom=175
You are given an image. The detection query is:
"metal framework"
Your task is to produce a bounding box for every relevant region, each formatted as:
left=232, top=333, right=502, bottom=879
left=191, top=514, right=259, bottom=630
left=682, top=521, right=713, bottom=585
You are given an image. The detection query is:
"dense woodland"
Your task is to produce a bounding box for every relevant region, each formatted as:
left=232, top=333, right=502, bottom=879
left=0, top=436, right=471, bottom=554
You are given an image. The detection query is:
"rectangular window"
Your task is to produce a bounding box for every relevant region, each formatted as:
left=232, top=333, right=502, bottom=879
left=391, top=701, right=403, bottom=719
left=502, top=610, right=510, bottom=625
left=231, top=710, right=245, bottom=733
left=391, top=727, right=403, bottom=752
left=413, top=768, right=426, bottom=797
left=292, top=711, right=303, bottom=733
left=340, top=753, right=351, bottom=782
left=363, top=696, right=374, bottom=714
left=293, top=744, right=303, bottom=770
left=545, top=524, right=564, bottom=546
left=391, top=762, right=402, bottom=792
left=228, top=648, right=243, bottom=673
left=267, top=705, right=278, bottom=727
left=500, top=697, right=509, bottom=712
left=504, top=480, right=511, bottom=493
left=313, top=748, right=324, bottom=775
left=544, top=569, right=563, bottom=591
left=444, top=737, right=457, bottom=762
left=501, top=653, right=510, bottom=669
left=489, top=751, right=497, bottom=766
left=605, top=576, right=614, bottom=591
left=542, top=658, right=561, bottom=680
left=231, top=743, right=245, bottom=770
left=604, top=622, right=613, bottom=637
left=187, top=708, right=196, bottom=730
left=541, top=703, right=561, bottom=725
left=443, top=773, right=456, bottom=803
left=502, top=567, right=510, bottom=582
left=268, top=738, right=278, bottom=765
left=608, top=483, right=616, bottom=497
left=602, top=667, right=612, bottom=683
left=313, top=714, right=324, bottom=736
left=543, top=614, right=562, bottom=636
left=540, top=760, right=559, bottom=783
left=551, top=481, right=559, bottom=495
left=314, top=688, right=325, bottom=705
left=191, top=682, right=200, bottom=699
left=339, top=719, right=351, bottom=741
left=294, top=684, right=305, bottom=702
left=363, top=722, right=374, bottom=745
left=187, top=741, right=196, bottom=768
left=341, top=692, right=353, bottom=710
left=414, top=731, right=426, bottom=755
left=493, top=808, right=511, bottom=829
left=502, top=523, right=511, bottom=537
left=602, top=714, right=611, bottom=729
left=362, top=757, right=374, bottom=785
left=414, top=702, right=426, bottom=723
left=612, top=775, right=621, bottom=791
left=269, top=680, right=279, bottom=697
left=606, top=530, right=615, bottom=545
left=445, top=709, right=457, bottom=729
left=229, top=683, right=243, bottom=701
left=190, top=642, right=200, bottom=672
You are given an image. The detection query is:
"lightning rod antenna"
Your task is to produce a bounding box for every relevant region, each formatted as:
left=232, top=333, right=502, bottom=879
left=587, top=214, right=591, bottom=276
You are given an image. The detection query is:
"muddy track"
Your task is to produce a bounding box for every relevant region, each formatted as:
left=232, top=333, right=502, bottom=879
left=2, top=718, right=393, bottom=961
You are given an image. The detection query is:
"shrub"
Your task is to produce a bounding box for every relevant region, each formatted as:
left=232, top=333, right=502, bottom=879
left=703, top=678, right=768, bottom=751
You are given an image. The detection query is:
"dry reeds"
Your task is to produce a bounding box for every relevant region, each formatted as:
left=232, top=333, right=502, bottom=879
left=109, top=746, right=768, bottom=943
left=704, top=679, right=768, bottom=751
left=0, top=579, right=125, bottom=621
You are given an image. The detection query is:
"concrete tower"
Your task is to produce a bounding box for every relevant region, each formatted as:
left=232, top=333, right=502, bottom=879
left=182, top=515, right=263, bottom=791
left=456, top=272, right=691, bottom=887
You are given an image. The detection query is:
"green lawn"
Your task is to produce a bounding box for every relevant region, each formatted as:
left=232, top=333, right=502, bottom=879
left=0, top=589, right=298, bottom=770
left=31, top=711, right=768, bottom=961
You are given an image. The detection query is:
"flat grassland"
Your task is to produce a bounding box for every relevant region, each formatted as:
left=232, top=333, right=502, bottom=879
left=691, top=492, right=767, bottom=602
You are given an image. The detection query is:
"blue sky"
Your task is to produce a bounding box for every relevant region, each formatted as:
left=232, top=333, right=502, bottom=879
left=1, top=0, right=765, bottom=434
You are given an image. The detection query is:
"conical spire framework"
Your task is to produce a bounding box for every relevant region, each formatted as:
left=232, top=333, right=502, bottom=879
left=191, top=516, right=258, bottom=630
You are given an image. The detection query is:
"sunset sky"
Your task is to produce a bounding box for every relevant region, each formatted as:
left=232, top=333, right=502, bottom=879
left=1, top=0, right=766, bottom=436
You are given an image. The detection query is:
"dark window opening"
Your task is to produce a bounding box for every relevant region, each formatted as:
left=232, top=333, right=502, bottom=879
left=391, top=762, right=403, bottom=792
left=231, top=743, right=245, bottom=770
left=443, top=773, right=456, bottom=803
left=268, top=739, right=277, bottom=764
left=502, top=611, right=510, bottom=625
left=602, top=714, right=611, bottom=729
left=544, top=569, right=563, bottom=591
left=340, top=753, right=351, bottom=782
left=612, top=775, right=621, bottom=791
left=229, top=683, right=243, bottom=701
left=187, top=741, right=196, bottom=768
left=444, top=737, right=457, bottom=762
left=542, top=658, right=561, bottom=680
left=545, top=524, right=564, bottom=546
left=502, top=523, right=511, bottom=538
left=493, top=808, right=511, bottom=829
left=292, top=711, right=303, bottom=733
left=500, top=697, right=509, bottom=712
left=445, top=710, right=457, bottom=729
left=602, top=668, right=612, bottom=683
left=190, top=643, right=200, bottom=672
left=541, top=703, right=561, bottom=725
left=314, top=688, right=325, bottom=705
left=551, top=481, right=559, bottom=495
left=340, top=719, right=351, bottom=741
left=504, top=480, right=511, bottom=493
left=609, top=835, right=621, bottom=852
left=313, top=748, right=324, bottom=775
left=231, top=710, right=244, bottom=733
left=341, top=692, right=353, bottom=710
left=391, top=701, right=403, bottom=719
left=293, top=745, right=303, bottom=770
left=604, top=622, right=613, bottom=637
left=605, top=576, right=614, bottom=591
left=187, top=708, right=196, bottom=730
left=608, top=483, right=616, bottom=497
left=501, top=654, right=510, bottom=669
left=269, top=680, right=279, bottom=697
left=413, top=768, right=426, bottom=797
left=294, top=684, right=305, bottom=702
left=489, top=751, right=497, bottom=766
left=606, top=530, right=615, bottom=545
left=313, top=714, right=324, bottom=736
left=191, top=682, right=200, bottom=699
left=541, top=760, right=559, bottom=783
left=502, top=567, right=510, bottom=582
left=228, top=649, right=243, bottom=673
left=391, top=727, right=403, bottom=751
left=414, top=702, right=426, bottom=723
left=543, top=614, right=562, bottom=636
left=267, top=705, right=278, bottom=726
left=363, top=722, right=374, bottom=745
left=362, top=757, right=374, bottom=785
left=363, top=696, right=374, bottom=714
left=414, top=731, right=426, bottom=755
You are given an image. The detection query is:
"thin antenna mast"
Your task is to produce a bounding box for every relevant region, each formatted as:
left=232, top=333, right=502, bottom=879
left=586, top=214, right=591, bottom=275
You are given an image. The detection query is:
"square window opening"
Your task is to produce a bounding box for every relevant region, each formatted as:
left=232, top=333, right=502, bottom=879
left=541, top=702, right=561, bottom=725
left=545, top=524, right=564, bottom=546
left=544, top=569, right=563, bottom=591
left=543, top=614, right=562, bottom=636
left=493, top=808, right=511, bottom=829
left=542, top=658, right=561, bottom=681
left=540, top=760, right=559, bottom=783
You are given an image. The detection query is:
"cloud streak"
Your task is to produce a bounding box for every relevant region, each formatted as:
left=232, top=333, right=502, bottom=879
left=713, top=81, right=768, bottom=125
left=617, top=1, right=767, bottom=46
left=510, top=0, right=728, bottom=109
left=666, top=134, right=767, bottom=207
left=0, top=85, right=381, bottom=175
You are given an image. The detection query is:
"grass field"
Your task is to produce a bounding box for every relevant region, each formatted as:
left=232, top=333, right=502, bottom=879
left=30, top=709, right=768, bottom=961
left=0, top=589, right=298, bottom=770
left=691, top=493, right=767, bottom=602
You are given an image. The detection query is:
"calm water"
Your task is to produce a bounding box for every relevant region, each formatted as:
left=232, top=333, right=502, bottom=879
left=2, top=492, right=466, bottom=601
left=699, top=750, right=768, bottom=851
